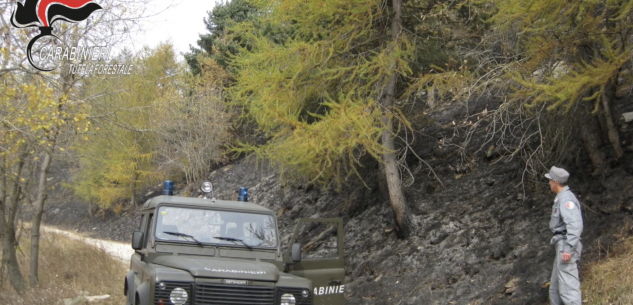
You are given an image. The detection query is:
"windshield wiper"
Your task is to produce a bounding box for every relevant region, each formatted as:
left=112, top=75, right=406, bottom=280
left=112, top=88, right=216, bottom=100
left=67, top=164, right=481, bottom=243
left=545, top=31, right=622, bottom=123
left=213, top=236, right=253, bottom=250
left=163, top=231, right=203, bottom=246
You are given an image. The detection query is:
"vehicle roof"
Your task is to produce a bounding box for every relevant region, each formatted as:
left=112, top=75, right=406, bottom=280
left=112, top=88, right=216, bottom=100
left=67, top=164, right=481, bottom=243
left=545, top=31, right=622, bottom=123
left=141, top=195, right=274, bottom=214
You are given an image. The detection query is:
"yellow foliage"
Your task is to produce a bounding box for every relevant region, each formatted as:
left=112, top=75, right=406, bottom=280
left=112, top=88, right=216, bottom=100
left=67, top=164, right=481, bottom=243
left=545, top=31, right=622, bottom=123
left=488, top=0, right=633, bottom=111
left=71, top=45, right=178, bottom=208
left=113, top=203, right=125, bottom=215
left=229, top=0, right=415, bottom=187
left=0, top=76, right=89, bottom=169
left=71, top=42, right=232, bottom=207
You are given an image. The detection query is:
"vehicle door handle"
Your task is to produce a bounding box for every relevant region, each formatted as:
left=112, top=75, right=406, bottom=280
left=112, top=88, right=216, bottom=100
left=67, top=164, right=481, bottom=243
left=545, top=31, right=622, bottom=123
left=328, top=280, right=341, bottom=286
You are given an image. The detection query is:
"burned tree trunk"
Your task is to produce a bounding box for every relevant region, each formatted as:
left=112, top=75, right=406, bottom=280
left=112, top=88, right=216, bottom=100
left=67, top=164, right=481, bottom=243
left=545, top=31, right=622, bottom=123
left=579, top=103, right=607, bottom=176
left=600, top=80, right=624, bottom=159
left=380, top=0, right=416, bottom=238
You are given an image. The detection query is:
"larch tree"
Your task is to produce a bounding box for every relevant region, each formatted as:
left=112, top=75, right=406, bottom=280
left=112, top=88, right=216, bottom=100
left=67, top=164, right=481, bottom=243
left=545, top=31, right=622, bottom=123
left=403, top=0, right=633, bottom=179
left=228, top=0, right=418, bottom=237
left=73, top=44, right=178, bottom=209
left=487, top=0, right=633, bottom=175
left=73, top=42, right=233, bottom=207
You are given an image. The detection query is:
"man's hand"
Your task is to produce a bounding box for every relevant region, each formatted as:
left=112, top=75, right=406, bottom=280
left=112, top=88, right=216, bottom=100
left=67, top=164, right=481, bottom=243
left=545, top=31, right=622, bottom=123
left=561, top=252, right=572, bottom=262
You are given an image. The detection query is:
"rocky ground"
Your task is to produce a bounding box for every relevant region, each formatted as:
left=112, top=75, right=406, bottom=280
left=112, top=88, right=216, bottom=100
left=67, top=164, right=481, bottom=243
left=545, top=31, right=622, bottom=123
left=38, top=97, right=633, bottom=305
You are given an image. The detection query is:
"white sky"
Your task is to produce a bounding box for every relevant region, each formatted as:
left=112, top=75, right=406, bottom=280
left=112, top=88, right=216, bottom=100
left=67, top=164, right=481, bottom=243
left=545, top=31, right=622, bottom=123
left=128, top=0, right=220, bottom=57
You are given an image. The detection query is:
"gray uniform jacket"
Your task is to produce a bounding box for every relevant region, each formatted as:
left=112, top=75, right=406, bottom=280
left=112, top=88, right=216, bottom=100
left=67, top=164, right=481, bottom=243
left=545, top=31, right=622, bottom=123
left=550, top=186, right=583, bottom=254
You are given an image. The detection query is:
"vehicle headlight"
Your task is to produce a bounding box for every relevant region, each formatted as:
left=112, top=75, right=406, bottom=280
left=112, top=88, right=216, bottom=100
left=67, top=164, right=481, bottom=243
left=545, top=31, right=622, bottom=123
left=169, top=287, right=188, bottom=305
left=201, top=181, right=213, bottom=193
left=280, top=293, right=296, bottom=305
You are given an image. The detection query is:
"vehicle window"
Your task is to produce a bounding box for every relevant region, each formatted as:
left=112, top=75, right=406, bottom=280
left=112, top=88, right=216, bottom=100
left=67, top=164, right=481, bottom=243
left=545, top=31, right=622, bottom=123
left=155, top=206, right=278, bottom=248
left=138, top=214, right=146, bottom=230
left=145, top=213, right=153, bottom=248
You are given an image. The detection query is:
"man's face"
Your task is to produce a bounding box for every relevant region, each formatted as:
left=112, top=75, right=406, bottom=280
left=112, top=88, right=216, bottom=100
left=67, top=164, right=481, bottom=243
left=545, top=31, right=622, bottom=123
left=548, top=179, right=557, bottom=193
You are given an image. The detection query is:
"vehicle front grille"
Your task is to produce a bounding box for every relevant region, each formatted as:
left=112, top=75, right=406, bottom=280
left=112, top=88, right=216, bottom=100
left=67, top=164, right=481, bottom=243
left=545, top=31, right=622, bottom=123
left=277, top=287, right=313, bottom=305
left=194, top=283, right=275, bottom=305
left=154, top=282, right=192, bottom=305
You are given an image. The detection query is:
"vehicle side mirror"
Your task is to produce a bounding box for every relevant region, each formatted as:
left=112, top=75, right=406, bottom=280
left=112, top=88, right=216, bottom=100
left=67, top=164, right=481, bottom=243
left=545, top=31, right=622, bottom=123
left=291, top=242, right=302, bottom=262
left=132, top=231, right=144, bottom=250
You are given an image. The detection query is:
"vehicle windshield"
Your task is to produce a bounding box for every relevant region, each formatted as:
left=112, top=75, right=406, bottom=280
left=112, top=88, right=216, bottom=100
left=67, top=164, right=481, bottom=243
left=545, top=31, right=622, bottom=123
left=154, top=206, right=278, bottom=248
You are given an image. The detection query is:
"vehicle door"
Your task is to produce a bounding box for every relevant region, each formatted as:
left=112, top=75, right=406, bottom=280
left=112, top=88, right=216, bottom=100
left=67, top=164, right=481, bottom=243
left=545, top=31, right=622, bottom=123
left=284, top=218, right=345, bottom=305
left=127, top=213, right=153, bottom=305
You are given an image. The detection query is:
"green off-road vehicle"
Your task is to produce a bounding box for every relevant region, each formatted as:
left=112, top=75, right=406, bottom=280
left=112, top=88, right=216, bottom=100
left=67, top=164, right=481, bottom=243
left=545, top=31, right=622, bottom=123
left=124, top=181, right=345, bottom=305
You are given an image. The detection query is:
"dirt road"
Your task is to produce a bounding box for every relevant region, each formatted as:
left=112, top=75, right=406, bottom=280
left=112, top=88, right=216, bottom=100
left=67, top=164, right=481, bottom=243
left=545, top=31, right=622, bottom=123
left=42, top=226, right=134, bottom=263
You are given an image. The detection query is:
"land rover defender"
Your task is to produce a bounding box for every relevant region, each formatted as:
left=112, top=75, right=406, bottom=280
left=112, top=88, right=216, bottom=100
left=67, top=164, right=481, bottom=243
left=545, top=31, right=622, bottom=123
left=124, top=181, right=345, bottom=305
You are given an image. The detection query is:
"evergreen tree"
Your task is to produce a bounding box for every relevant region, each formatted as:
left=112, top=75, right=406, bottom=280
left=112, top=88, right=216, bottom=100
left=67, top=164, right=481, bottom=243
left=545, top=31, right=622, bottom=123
left=185, top=0, right=258, bottom=74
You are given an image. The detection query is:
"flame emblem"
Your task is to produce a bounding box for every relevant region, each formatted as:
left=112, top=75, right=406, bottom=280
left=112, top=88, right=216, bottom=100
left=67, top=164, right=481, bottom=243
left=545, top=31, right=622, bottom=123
left=11, top=0, right=102, bottom=71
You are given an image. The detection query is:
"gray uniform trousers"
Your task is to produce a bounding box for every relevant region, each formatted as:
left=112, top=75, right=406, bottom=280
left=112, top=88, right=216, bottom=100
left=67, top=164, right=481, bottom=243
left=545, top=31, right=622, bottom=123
left=549, top=237, right=582, bottom=305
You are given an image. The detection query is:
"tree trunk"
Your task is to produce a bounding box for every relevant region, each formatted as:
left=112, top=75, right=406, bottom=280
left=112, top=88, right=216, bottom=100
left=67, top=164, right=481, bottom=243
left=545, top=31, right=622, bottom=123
left=579, top=110, right=606, bottom=176
left=380, top=0, right=416, bottom=238
left=0, top=216, right=25, bottom=293
left=600, top=81, right=624, bottom=159
left=381, top=130, right=417, bottom=238
left=29, top=151, right=52, bottom=287
left=0, top=151, right=28, bottom=293
left=599, top=7, right=624, bottom=160
left=130, top=172, right=138, bottom=208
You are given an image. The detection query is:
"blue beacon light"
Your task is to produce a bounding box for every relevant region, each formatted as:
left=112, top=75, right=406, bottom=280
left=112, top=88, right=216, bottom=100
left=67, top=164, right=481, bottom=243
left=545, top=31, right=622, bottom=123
left=238, top=187, right=248, bottom=202
left=163, top=180, right=174, bottom=195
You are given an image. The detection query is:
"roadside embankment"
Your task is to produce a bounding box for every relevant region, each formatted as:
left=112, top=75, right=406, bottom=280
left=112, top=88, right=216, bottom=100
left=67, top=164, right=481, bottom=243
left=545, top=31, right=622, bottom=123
left=41, top=226, right=134, bottom=263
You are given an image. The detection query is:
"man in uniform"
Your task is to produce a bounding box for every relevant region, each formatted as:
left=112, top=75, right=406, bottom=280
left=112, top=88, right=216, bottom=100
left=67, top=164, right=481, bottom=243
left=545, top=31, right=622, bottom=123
left=545, top=166, right=583, bottom=305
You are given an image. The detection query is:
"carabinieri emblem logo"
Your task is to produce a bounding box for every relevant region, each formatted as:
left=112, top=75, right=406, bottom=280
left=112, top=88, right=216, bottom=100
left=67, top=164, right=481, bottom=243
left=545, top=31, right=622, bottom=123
left=11, top=0, right=102, bottom=71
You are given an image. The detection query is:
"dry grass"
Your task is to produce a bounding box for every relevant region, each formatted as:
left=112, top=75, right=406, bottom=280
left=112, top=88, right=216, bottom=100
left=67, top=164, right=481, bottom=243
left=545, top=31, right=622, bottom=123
left=1, top=231, right=127, bottom=305
left=583, top=237, right=633, bottom=305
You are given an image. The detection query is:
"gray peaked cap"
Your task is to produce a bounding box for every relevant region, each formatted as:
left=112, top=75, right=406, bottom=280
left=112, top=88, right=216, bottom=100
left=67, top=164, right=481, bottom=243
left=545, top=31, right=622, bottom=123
left=544, top=166, right=569, bottom=184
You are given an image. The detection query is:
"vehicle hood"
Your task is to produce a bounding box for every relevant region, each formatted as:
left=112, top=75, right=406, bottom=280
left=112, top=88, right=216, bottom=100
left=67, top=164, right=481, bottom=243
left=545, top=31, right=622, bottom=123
left=153, top=256, right=279, bottom=282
